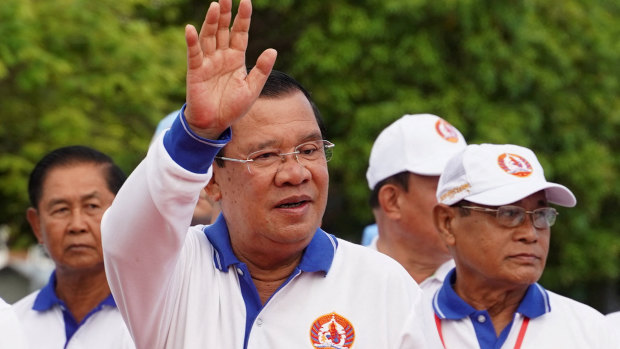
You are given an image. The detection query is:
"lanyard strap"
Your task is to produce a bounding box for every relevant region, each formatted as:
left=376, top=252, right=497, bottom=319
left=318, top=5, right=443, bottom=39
left=434, top=314, right=530, bottom=349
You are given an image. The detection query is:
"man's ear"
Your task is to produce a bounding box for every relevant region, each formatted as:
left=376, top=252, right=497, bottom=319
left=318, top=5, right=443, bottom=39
left=377, top=184, right=402, bottom=219
left=26, top=207, right=44, bottom=244
left=433, top=204, right=456, bottom=246
left=205, top=175, right=221, bottom=203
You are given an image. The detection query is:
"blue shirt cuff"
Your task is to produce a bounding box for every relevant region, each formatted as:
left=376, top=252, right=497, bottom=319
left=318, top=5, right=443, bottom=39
left=163, top=104, right=231, bottom=174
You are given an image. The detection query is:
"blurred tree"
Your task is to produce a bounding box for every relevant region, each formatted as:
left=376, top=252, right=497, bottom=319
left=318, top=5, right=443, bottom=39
left=0, top=0, right=187, bottom=247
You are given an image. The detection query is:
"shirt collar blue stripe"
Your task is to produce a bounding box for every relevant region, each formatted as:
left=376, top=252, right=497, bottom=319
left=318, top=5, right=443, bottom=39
left=204, top=214, right=337, bottom=274
left=33, top=271, right=117, bottom=311
left=433, top=268, right=550, bottom=320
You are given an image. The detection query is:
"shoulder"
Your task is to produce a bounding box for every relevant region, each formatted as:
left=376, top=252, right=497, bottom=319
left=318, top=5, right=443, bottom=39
left=541, top=289, right=610, bottom=331
left=607, top=310, right=620, bottom=320
left=541, top=290, right=620, bottom=346
left=183, top=226, right=216, bottom=253
left=333, top=238, right=415, bottom=284
left=12, top=291, right=40, bottom=315
left=546, top=290, right=605, bottom=318
left=0, top=298, right=27, bottom=349
left=607, top=311, right=620, bottom=328
left=335, top=238, right=397, bottom=263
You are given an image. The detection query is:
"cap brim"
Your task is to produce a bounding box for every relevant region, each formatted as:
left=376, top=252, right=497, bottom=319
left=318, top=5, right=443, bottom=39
left=466, top=181, right=576, bottom=207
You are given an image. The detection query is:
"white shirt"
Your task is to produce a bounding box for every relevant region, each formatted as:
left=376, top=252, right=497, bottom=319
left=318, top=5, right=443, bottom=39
left=13, top=273, right=135, bottom=349
left=102, top=108, right=432, bottom=349
left=607, top=310, right=620, bottom=327
left=367, top=234, right=455, bottom=294
left=424, top=269, right=619, bottom=348
left=0, top=297, right=27, bottom=349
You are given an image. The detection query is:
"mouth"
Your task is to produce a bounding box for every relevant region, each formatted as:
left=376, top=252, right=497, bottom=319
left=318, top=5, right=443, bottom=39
left=275, top=196, right=311, bottom=209
left=66, top=244, right=94, bottom=251
left=277, top=201, right=308, bottom=208
left=509, top=253, right=541, bottom=262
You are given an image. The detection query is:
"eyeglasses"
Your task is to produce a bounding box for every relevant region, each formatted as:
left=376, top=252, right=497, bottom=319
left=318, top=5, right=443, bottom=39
left=215, top=140, right=334, bottom=174
left=459, top=205, right=559, bottom=229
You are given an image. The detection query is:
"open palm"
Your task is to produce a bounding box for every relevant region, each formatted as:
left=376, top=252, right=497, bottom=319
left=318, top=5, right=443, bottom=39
left=184, top=0, right=277, bottom=139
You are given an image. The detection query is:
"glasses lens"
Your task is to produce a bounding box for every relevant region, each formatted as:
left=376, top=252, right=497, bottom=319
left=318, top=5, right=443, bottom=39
left=296, top=141, right=323, bottom=161
left=532, top=208, right=557, bottom=228
left=296, top=140, right=334, bottom=164
left=496, top=206, right=526, bottom=228
left=248, top=150, right=281, bottom=168
left=324, top=142, right=333, bottom=162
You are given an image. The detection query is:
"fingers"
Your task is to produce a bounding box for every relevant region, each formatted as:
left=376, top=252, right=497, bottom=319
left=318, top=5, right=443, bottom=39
left=229, top=0, right=252, bottom=52
left=198, top=2, right=220, bottom=56
left=185, top=24, right=203, bottom=71
left=196, top=0, right=252, bottom=56
left=216, top=0, right=233, bottom=50
left=228, top=0, right=252, bottom=54
left=246, top=48, right=278, bottom=96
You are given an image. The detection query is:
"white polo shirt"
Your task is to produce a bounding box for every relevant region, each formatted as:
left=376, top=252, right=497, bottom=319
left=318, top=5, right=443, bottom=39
left=423, top=268, right=618, bottom=348
left=0, top=297, right=27, bottom=349
left=13, top=273, right=135, bottom=349
left=607, top=311, right=620, bottom=327
left=102, top=107, right=431, bottom=348
left=367, top=235, right=455, bottom=294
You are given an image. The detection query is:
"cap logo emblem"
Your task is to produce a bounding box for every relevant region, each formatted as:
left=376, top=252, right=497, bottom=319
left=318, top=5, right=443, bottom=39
left=498, top=153, right=533, bottom=177
left=439, top=183, right=471, bottom=202
left=435, top=119, right=460, bottom=143
left=310, top=312, right=355, bottom=348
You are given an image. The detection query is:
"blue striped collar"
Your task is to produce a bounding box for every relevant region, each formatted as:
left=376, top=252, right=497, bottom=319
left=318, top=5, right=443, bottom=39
left=433, top=268, right=551, bottom=320
left=33, top=271, right=117, bottom=344
left=33, top=271, right=117, bottom=311
left=204, top=214, right=338, bottom=274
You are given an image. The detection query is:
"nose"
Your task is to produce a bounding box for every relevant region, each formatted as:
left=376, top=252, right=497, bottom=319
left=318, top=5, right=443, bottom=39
left=514, top=214, right=540, bottom=243
left=274, top=153, right=311, bottom=186
left=67, top=209, right=89, bottom=234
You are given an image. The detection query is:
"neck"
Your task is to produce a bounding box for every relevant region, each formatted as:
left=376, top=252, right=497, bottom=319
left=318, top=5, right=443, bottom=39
left=453, top=275, right=528, bottom=335
left=54, top=266, right=111, bottom=323
left=376, top=233, right=450, bottom=284
left=236, top=249, right=303, bottom=305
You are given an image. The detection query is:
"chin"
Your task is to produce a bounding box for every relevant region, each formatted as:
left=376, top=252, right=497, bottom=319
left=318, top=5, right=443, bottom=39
left=273, top=225, right=317, bottom=244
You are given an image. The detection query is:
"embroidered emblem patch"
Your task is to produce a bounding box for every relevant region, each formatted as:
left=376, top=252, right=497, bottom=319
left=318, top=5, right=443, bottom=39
left=310, top=312, right=355, bottom=348
left=435, top=119, right=460, bottom=143
left=497, top=153, right=533, bottom=177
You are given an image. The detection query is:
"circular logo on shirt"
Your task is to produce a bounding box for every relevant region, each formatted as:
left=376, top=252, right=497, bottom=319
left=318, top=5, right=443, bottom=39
left=497, top=153, right=533, bottom=177
left=310, top=312, right=355, bottom=348
left=435, top=119, right=460, bottom=143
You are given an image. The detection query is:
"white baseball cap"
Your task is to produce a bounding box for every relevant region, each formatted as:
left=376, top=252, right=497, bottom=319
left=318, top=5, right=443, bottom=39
left=366, top=114, right=467, bottom=189
left=437, top=143, right=576, bottom=207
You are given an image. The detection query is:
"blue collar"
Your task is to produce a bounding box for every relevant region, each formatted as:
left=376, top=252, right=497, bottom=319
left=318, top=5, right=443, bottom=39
left=33, top=271, right=117, bottom=311
left=33, top=271, right=118, bottom=346
left=433, top=268, right=551, bottom=320
left=204, top=214, right=338, bottom=274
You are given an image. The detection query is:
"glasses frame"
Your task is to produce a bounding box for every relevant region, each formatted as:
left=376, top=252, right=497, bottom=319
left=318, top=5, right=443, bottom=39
left=459, top=205, right=559, bottom=229
left=215, top=140, right=334, bottom=174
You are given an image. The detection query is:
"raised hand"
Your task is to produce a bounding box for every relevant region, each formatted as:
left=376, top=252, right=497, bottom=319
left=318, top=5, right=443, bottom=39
left=184, top=0, right=277, bottom=139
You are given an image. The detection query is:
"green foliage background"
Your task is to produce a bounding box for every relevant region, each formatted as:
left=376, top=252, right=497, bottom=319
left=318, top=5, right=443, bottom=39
left=1, top=0, right=619, bottom=311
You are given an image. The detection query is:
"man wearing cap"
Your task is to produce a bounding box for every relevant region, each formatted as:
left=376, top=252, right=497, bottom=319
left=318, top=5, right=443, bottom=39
left=426, top=143, right=617, bottom=348
left=366, top=114, right=466, bottom=292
